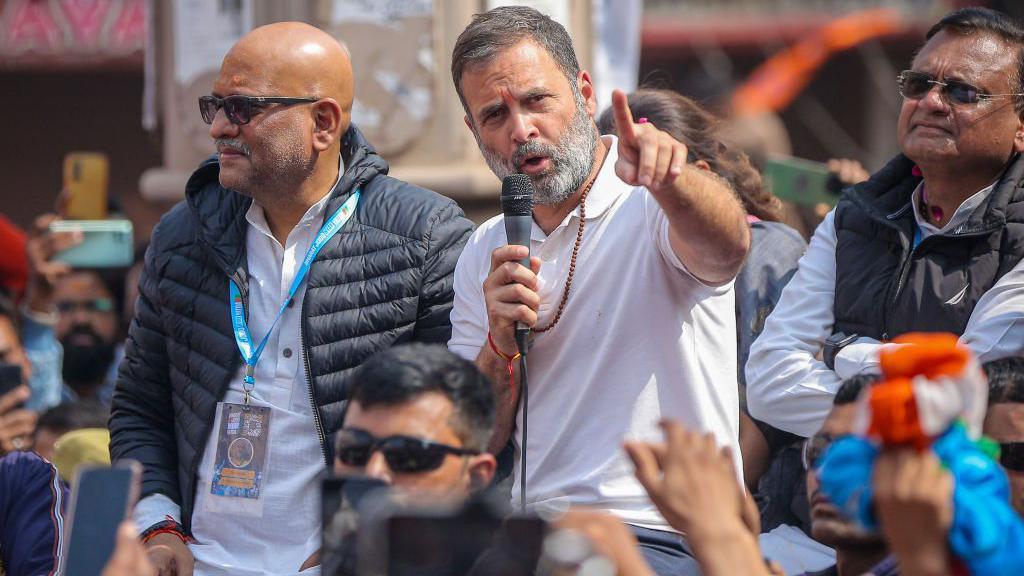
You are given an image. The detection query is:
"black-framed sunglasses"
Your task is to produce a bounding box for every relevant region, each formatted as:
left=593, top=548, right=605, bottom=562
left=198, top=95, right=318, bottom=125
left=801, top=432, right=837, bottom=470
left=897, top=70, right=1024, bottom=106
left=1000, top=442, right=1024, bottom=473
left=335, top=428, right=480, bottom=474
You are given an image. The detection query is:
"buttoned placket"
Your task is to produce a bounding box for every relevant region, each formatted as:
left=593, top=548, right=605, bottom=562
left=532, top=210, right=581, bottom=324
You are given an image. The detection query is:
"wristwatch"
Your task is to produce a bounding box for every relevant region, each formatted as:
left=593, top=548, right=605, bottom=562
left=823, top=331, right=859, bottom=371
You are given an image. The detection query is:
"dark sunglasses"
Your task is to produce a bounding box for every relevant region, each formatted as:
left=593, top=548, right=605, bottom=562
left=335, top=428, right=479, bottom=474
left=897, top=70, right=1024, bottom=106
left=1000, top=442, right=1024, bottom=473
left=198, top=95, right=318, bottom=125
left=55, top=298, right=115, bottom=314
left=801, top=432, right=837, bottom=470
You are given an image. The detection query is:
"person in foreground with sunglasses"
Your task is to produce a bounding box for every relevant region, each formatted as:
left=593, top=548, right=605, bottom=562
left=109, top=21, right=473, bottom=576
left=747, top=6, right=1024, bottom=439
left=334, top=344, right=661, bottom=576
left=333, top=343, right=497, bottom=499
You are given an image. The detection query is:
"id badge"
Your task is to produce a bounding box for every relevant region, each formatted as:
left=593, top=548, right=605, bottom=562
left=204, top=402, right=272, bottom=517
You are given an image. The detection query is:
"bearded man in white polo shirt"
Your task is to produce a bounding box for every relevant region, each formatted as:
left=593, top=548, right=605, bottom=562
left=447, top=7, right=750, bottom=575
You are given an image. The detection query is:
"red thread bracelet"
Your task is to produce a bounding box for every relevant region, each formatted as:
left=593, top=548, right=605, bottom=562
left=488, top=331, right=521, bottom=392
left=142, top=527, right=188, bottom=545
left=141, top=516, right=191, bottom=545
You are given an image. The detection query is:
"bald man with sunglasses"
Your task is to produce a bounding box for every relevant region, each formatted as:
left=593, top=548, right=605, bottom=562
left=109, top=22, right=472, bottom=575
left=747, top=7, right=1024, bottom=439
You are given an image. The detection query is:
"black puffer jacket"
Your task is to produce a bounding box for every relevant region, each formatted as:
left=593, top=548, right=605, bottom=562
left=109, top=126, right=473, bottom=532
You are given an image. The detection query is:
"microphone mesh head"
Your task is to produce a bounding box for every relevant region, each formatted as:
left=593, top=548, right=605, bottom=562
left=501, top=174, right=534, bottom=216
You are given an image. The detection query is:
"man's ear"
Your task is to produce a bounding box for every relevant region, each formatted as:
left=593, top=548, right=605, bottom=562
left=1014, top=117, right=1024, bottom=154
left=467, top=453, right=497, bottom=492
left=312, top=98, right=344, bottom=152
left=694, top=159, right=711, bottom=172
left=578, top=70, right=597, bottom=118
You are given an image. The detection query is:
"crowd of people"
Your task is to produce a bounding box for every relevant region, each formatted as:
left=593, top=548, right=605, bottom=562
left=2, top=4, right=1024, bottom=576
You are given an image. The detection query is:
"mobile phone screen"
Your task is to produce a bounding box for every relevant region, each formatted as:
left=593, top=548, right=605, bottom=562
left=63, top=463, right=141, bottom=576
left=0, top=364, right=23, bottom=396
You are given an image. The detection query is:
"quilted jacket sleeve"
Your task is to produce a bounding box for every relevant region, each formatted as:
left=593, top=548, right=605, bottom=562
left=108, top=235, right=181, bottom=506
left=413, top=199, right=473, bottom=345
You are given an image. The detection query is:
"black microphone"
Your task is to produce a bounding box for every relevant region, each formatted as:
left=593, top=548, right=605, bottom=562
left=501, top=174, right=534, bottom=355
left=501, top=174, right=534, bottom=513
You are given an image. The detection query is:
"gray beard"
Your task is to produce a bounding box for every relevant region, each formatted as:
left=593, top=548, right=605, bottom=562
left=479, top=105, right=599, bottom=206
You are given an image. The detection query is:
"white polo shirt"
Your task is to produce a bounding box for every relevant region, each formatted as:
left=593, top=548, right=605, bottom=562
left=449, top=136, right=741, bottom=531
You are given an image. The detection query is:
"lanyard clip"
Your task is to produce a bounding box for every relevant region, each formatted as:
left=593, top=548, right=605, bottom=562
left=243, top=364, right=255, bottom=406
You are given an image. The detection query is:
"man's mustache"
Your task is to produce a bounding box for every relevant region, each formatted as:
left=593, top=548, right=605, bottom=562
left=216, top=138, right=252, bottom=157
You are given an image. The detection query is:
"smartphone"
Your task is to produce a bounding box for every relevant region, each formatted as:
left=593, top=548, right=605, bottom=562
left=63, top=461, right=142, bottom=576
left=49, top=219, right=133, bottom=268
left=382, top=504, right=547, bottom=576
left=0, top=363, right=24, bottom=410
left=764, top=155, right=845, bottom=207
left=322, top=476, right=391, bottom=576
left=63, top=152, right=109, bottom=220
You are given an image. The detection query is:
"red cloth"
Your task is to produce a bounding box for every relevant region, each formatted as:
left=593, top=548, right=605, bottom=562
left=0, top=215, right=28, bottom=298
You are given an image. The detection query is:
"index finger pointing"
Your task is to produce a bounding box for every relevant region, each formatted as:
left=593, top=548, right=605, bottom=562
left=611, top=89, right=637, bottom=144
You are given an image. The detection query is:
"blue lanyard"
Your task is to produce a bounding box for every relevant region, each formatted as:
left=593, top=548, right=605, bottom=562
left=230, top=191, right=360, bottom=403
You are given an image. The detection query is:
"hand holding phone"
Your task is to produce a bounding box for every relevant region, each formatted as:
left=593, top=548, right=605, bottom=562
left=0, top=382, right=34, bottom=454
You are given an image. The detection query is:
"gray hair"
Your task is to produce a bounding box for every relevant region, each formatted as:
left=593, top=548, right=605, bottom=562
left=451, top=5, right=581, bottom=117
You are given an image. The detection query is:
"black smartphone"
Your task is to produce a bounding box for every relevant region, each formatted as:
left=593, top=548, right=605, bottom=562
left=384, top=504, right=547, bottom=576
left=63, top=461, right=142, bottom=576
left=0, top=363, right=24, bottom=409
left=322, top=475, right=391, bottom=576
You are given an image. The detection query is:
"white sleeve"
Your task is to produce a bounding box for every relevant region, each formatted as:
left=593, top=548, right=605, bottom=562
left=832, top=337, right=910, bottom=380
left=644, top=190, right=731, bottom=294
left=960, top=256, right=1024, bottom=361
left=133, top=493, right=181, bottom=533
left=447, top=232, right=490, bottom=362
left=745, top=211, right=843, bottom=437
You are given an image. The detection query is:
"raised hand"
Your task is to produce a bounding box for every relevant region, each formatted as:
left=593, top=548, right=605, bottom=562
left=873, top=449, right=954, bottom=576
left=0, top=385, right=35, bottom=454
left=625, top=421, right=745, bottom=538
left=25, top=212, right=82, bottom=314
left=610, top=89, right=689, bottom=195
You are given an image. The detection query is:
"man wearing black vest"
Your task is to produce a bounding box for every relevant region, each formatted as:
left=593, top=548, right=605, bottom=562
left=108, top=22, right=472, bottom=575
left=747, top=7, right=1024, bottom=438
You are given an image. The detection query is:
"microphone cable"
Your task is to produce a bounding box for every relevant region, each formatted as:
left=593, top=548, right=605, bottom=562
left=517, top=333, right=529, bottom=513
